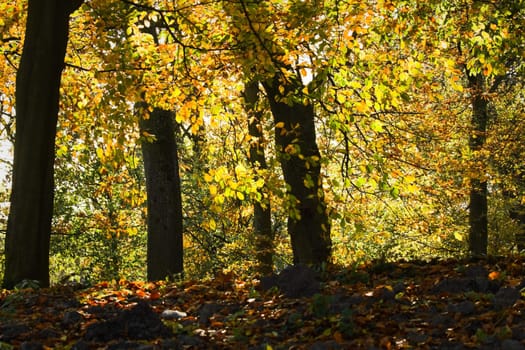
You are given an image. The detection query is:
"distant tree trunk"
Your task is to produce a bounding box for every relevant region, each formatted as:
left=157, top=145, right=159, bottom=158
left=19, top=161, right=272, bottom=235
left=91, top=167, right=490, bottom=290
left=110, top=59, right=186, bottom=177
left=503, top=177, right=525, bottom=251
left=138, top=105, right=184, bottom=280
left=263, top=76, right=331, bottom=266
left=2, top=0, right=83, bottom=289
left=509, top=168, right=525, bottom=251
left=243, top=81, right=274, bottom=275
left=467, top=73, right=489, bottom=256
left=510, top=203, right=525, bottom=251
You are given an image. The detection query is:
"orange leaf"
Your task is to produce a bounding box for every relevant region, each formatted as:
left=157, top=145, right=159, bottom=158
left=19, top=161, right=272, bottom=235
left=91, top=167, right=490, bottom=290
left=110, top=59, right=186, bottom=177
left=488, top=271, right=500, bottom=280
left=210, top=321, right=224, bottom=328
left=135, top=289, right=147, bottom=298
left=149, top=291, right=161, bottom=300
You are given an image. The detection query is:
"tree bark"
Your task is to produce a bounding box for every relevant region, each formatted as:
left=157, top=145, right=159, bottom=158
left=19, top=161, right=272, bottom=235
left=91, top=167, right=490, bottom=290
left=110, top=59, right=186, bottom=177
left=3, top=0, right=83, bottom=289
left=138, top=106, right=184, bottom=280
left=467, top=73, right=489, bottom=256
left=243, top=81, right=274, bottom=275
left=503, top=176, right=525, bottom=251
left=510, top=203, right=525, bottom=251
left=263, top=76, right=331, bottom=266
left=469, top=179, right=488, bottom=255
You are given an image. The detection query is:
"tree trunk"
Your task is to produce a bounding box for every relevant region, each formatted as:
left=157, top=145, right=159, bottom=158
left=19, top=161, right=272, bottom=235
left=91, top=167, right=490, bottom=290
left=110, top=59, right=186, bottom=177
left=263, top=77, right=331, bottom=266
left=3, top=0, right=83, bottom=289
left=243, top=81, right=274, bottom=275
left=467, top=73, right=489, bottom=256
left=503, top=179, right=525, bottom=251
left=138, top=106, right=184, bottom=280
left=510, top=203, right=525, bottom=251
left=469, top=179, right=488, bottom=255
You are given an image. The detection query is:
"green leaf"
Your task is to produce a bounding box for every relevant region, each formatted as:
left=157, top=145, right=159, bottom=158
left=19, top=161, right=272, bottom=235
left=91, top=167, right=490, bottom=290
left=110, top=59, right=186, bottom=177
left=370, top=120, right=384, bottom=132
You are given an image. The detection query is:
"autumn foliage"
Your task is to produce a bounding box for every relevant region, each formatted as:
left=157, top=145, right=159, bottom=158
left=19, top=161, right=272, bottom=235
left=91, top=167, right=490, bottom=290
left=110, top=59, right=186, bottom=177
left=0, top=0, right=523, bottom=283
left=0, top=0, right=525, bottom=348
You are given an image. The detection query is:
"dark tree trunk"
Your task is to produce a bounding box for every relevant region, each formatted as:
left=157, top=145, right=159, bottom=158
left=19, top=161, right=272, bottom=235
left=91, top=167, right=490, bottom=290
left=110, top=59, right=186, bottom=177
left=510, top=203, right=525, bottom=251
left=467, top=73, right=489, bottom=256
left=138, top=106, right=184, bottom=280
left=469, top=179, right=488, bottom=255
left=3, top=0, right=83, bottom=289
left=263, top=77, right=331, bottom=266
left=503, top=177, right=525, bottom=251
left=243, top=81, right=274, bottom=275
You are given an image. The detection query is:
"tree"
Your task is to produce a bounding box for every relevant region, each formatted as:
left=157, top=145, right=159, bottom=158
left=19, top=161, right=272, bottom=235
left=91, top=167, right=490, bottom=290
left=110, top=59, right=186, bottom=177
left=3, top=0, right=83, bottom=288
left=455, top=0, right=524, bottom=255
left=376, top=0, right=524, bottom=256
left=263, top=75, right=332, bottom=265
left=3, top=0, right=524, bottom=284
left=137, top=104, right=184, bottom=280
left=466, top=72, right=489, bottom=256
left=243, top=81, right=274, bottom=274
left=224, top=0, right=334, bottom=266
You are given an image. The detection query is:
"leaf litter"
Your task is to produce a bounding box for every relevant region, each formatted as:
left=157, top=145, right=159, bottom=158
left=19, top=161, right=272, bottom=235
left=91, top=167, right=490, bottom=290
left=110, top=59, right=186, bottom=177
left=1, top=257, right=525, bottom=349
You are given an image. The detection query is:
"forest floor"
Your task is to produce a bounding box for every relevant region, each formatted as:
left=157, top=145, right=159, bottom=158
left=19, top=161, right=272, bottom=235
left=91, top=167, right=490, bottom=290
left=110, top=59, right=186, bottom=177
left=1, top=257, right=525, bottom=350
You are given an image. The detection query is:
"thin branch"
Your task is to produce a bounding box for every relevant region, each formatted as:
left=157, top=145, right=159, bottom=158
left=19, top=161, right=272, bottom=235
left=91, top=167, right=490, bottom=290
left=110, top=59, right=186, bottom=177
left=3, top=51, right=19, bottom=70
left=121, top=0, right=233, bottom=52
left=1, top=37, right=20, bottom=43
left=64, top=62, right=150, bottom=73
left=120, top=0, right=225, bottom=13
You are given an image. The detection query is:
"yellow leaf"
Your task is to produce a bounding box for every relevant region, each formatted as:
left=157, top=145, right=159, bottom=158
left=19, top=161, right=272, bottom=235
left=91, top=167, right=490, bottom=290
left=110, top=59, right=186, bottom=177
left=209, top=184, right=218, bottom=196
left=275, top=122, right=285, bottom=129
left=209, top=218, right=217, bottom=230
left=404, top=175, right=416, bottom=184
left=96, top=147, right=104, bottom=160
left=172, top=87, right=182, bottom=98
left=214, top=194, right=225, bottom=205
left=57, top=144, right=68, bottom=157
left=227, top=180, right=238, bottom=190
left=235, top=164, right=247, bottom=177
left=451, top=82, right=463, bottom=92
left=454, top=232, right=463, bottom=241
left=406, top=184, right=418, bottom=193
left=236, top=191, right=245, bottom=201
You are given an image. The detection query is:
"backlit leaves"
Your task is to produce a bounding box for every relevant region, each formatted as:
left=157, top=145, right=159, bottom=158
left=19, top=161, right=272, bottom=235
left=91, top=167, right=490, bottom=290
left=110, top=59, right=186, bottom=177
left=0, top=0, right=524, bottom=280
